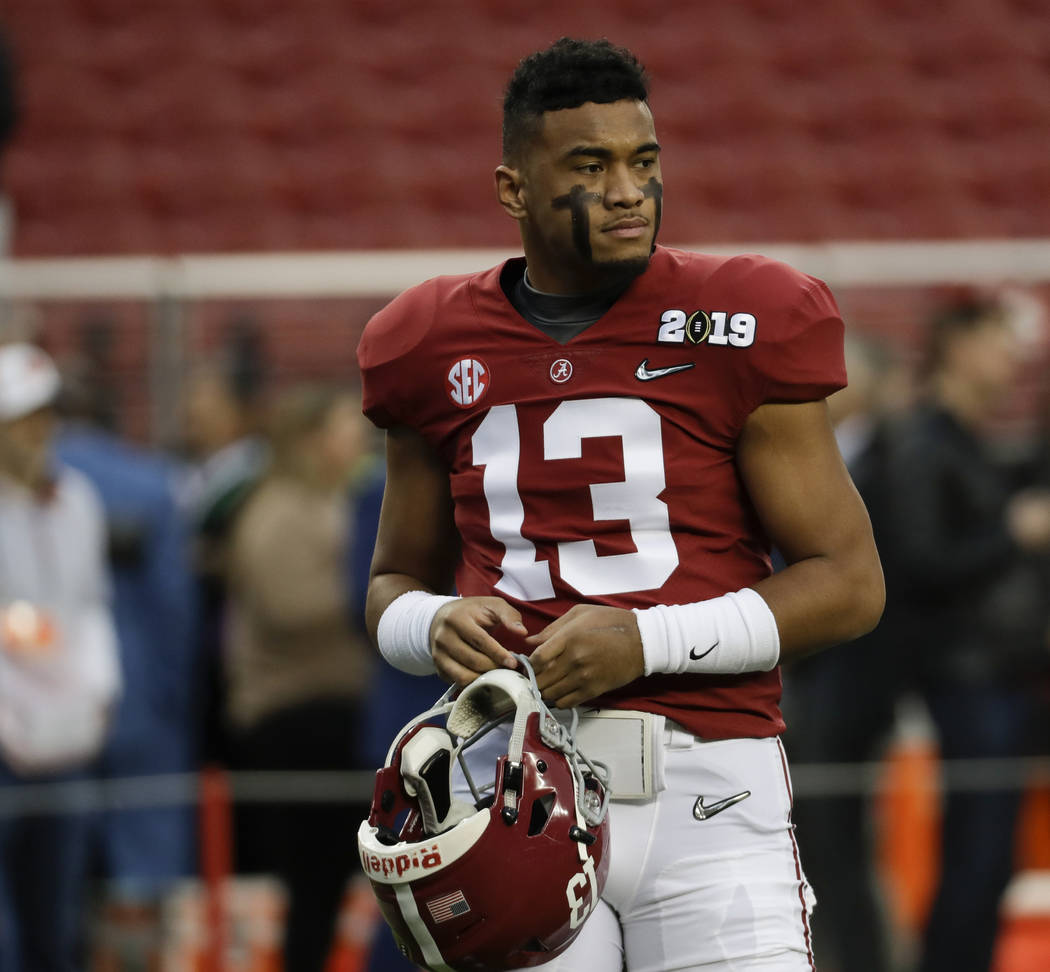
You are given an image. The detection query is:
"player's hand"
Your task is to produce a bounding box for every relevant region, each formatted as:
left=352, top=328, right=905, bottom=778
left=525, top=605, right=645, bottom=708
left=430, top=597, right=525, bottom=687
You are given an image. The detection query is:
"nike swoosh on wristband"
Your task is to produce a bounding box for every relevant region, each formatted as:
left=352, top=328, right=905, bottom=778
left=689, top=639, right=718, bottom=661
left=635, top=359, right=695, bottom=381
left=693, top=791, right=751, bottom=821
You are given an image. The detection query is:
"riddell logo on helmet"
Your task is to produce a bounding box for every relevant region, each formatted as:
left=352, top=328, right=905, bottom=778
left=362, top=843, right=443, bottom=880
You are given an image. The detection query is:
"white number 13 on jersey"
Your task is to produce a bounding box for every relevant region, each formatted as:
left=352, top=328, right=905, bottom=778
left=471, top=398, right=679, bottom=600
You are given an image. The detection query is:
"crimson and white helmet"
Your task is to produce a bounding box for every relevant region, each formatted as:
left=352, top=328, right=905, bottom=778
left=357, top=657, right=611, bottom=971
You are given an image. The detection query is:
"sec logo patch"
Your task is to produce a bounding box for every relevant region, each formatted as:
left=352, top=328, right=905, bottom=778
left=447, top=357, right=490, bottom=408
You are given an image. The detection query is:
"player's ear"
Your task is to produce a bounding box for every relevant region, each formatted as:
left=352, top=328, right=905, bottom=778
left=495, top=165, right=527, bottom=220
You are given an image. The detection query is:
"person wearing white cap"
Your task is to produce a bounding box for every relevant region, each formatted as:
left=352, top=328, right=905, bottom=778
left=0, top=342, right=121, bottom=970
left=0, top=341, right=62, bottom=421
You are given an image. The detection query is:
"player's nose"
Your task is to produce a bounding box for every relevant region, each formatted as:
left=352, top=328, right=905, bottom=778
left=604, top=164, right=645, bottom=208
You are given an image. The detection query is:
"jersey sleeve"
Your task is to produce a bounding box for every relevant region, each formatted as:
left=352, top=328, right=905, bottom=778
left=751, top=271, right=846, bottom=404
left=356, top=281, right=437, bottom=429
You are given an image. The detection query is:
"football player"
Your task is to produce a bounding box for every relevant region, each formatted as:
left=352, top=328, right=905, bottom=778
left=358, top=37, right=884, bottom=971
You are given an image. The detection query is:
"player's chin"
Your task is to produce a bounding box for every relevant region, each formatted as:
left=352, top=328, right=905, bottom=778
left=595, top=232, right=653, bottom=263
left=591, top=252, right=652, bottom=285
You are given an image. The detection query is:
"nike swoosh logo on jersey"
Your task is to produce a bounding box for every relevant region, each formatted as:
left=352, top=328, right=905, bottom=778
left=634, top=359, right=695, bottom=381
left=689, top=640, right=718, bottom=661
left=693, top=790, right=751, bottom=821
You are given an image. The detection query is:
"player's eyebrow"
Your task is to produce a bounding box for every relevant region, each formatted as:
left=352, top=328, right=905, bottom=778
left=564, top=141, right=662, bottom=160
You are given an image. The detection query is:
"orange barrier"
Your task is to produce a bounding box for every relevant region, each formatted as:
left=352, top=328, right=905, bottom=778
left=994, top=912, right=1050, bottom=972
left=158, top=877, right=379, bottom=972
left=875, top=738, right=941, bottom=935
left=199, top=766, right=233, bottom=972
left=876, top=741, right=1050, bottom=970
left=1016, top=786, right=1050, bottom=872
left=326, top=884, right=380, bottom=972
left=181, top=765, right=380, bottom=971
left=993, top=786, right=1050, bottom=972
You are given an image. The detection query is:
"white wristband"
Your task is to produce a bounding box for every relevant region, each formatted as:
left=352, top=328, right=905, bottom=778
left=375, top=590, right=460, bottom=675
left=632, top=588, right=780, bottom=676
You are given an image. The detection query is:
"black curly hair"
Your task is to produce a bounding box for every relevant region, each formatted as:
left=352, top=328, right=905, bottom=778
left=502, top=38, right=650, bottom=163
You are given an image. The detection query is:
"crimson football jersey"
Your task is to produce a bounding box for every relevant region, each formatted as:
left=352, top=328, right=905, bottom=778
left=358, top=246, right=846, bottom=740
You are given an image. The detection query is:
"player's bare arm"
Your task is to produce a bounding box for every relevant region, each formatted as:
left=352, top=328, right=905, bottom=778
left=365, top=425, right=523, bottom=685
left=738, top=398, right=885, bottom=658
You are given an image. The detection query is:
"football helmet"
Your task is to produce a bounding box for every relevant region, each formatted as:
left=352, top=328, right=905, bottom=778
left=357, top=656, right=611, bottom=971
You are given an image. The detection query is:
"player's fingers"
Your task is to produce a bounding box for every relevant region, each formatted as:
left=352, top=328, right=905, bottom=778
left=432, top=649, right=493, bottom=688
left=527, top=631, right=567, bottom=677
left=459, top=598, right=524, bottom=668
left=550, top=688, right=591, bottom=709
left=525, top=603, right=588, bottom=646
left=462, top=622, right=518, bottom=669
left=537, top=671, right=587, bottom=709
left=433, top=624, right=507, bottom=671
left=431, top=619, right=509, bottom=680
left=525, top=620, right=563, bottom=646
left=532, top=640, right=573, bottom=689
left=476, top=597, right=529, bottom=637
left=433, top=603, right=517, bottom=669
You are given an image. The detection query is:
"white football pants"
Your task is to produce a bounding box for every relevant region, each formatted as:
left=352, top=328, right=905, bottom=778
left=533, top=730, right=816, bottom=972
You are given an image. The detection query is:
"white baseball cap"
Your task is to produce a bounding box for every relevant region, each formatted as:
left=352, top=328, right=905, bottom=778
left=0, top=343, right=61, bottom=421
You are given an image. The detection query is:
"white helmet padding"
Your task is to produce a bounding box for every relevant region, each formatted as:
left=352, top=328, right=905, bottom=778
left=447, top=667, right=541, bottom=789
left=399, top=727, right=476, bottom=836
left=447, top=667, right=535, bottom=740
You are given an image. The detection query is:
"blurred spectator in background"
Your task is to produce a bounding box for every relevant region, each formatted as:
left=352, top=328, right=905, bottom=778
left=1023, top=375, right=1050, bottom=732
left=0, top=343, right=121, bottom=971
left=884, top=294, right=1050, bottom=972
left=178, top=318, right=268, bottom=765
left=179, top=320, right=268, bottom=535
left=223, top=382, right=375, bottom=972
left=1003, top=288, right=1050, bottom=702
left=55, top=352, right=198, bottom=969
left=783, top=332, right=912, bottom=972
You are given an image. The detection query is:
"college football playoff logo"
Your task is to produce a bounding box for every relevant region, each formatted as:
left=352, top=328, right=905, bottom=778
left=657, top=309, right=757, bottom=348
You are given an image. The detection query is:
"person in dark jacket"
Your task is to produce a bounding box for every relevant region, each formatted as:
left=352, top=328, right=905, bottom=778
left=782, top=334, right=913, bottom=972
left=887, top=295, right=1050, bottom=972
left=787, top=299, right=1050, bottom=972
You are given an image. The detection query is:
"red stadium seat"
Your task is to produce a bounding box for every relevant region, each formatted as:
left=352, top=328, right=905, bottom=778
left=4, top=0, right=1048, bottom=254
left=15, top=64, right=120, bottom=138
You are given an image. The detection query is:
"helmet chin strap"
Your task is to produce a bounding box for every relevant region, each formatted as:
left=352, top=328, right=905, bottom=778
left=508, top=656, right=611, bottom=829
left=392, top=882, right=458, bottom=972
left=506, top=659, right=608, bottom=890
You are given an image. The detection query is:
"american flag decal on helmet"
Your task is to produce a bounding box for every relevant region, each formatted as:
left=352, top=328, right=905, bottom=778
left=427, top=889, right=471, bottom=923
